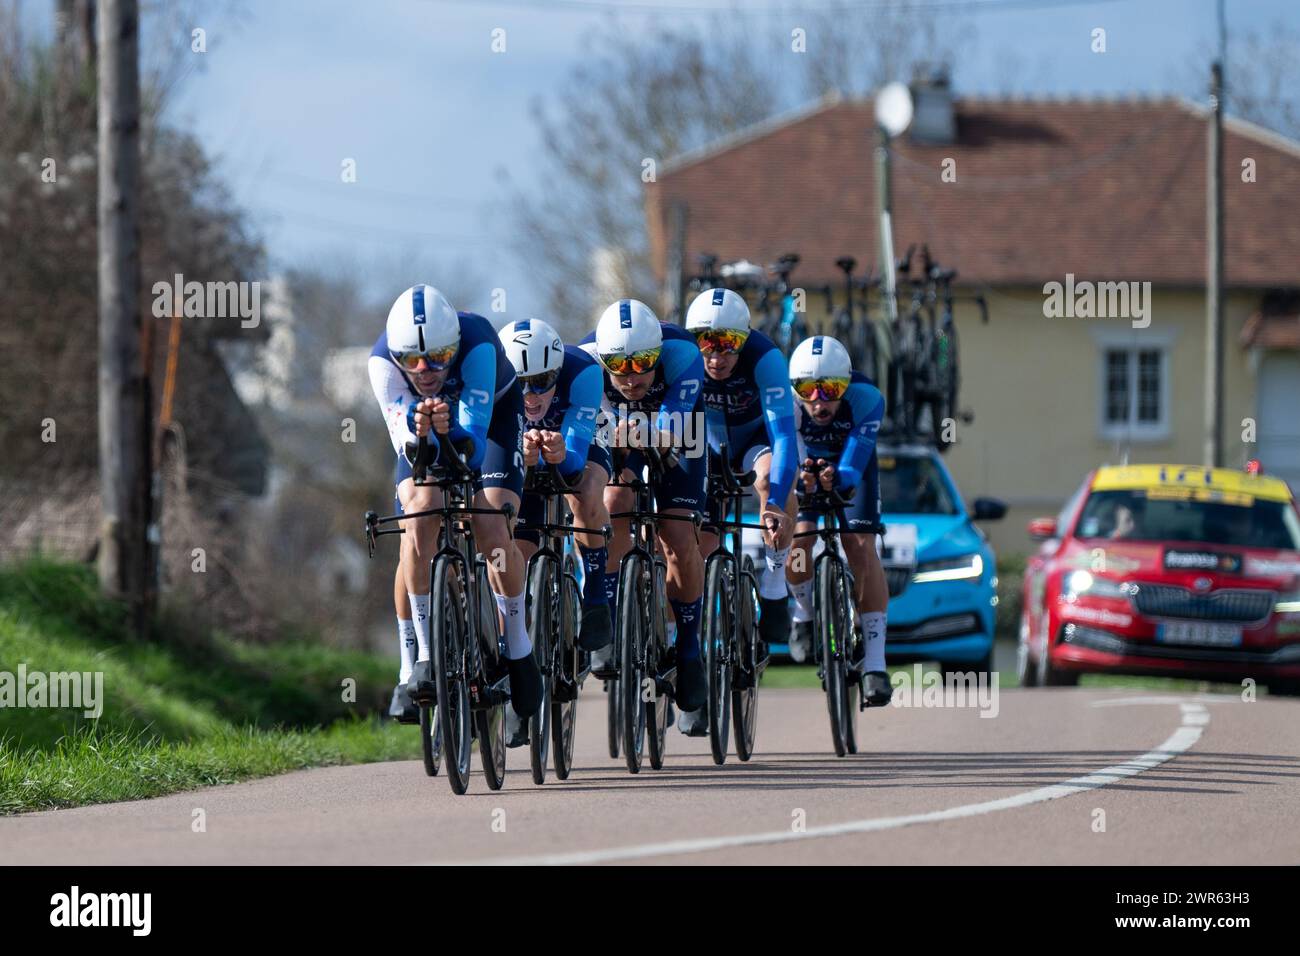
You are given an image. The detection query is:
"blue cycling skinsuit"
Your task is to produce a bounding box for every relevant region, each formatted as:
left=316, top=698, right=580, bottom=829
left=514, top=341, right=609, bottom=537
left=700, top=327, right=798, bottom=517
left=580, top=320, right=707, bottom=666
left=368, top=311, right=524, bottom=506
left=579, top=321, right=707, bottom=514
left=795, top=370, right=886, bottom=533
left=513, top=339, right=612, bottom=611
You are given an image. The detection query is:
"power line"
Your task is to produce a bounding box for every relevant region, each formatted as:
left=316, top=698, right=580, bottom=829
left=423, top=0, right=1127, bottom=15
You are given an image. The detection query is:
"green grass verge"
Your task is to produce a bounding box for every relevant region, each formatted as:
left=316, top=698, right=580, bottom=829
left=761, top=661, right=942, bottom=690
left=0, top=559, right=416, bottom=814
left=763, top=651, right=1250, bottom=696
left=0, top=719, right=420, bottom=813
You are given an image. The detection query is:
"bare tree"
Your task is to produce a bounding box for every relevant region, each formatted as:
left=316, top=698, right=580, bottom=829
left=508, top=9, right=955, bottom=333
left=1224, top=21, right=1300, bottom=137
left=504, top=19, right=778, bottom=336
left=1176, top=19, right=1300, bottom=138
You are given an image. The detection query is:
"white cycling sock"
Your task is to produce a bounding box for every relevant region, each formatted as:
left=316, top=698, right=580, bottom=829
left=409, top=593, right=431, bottom=662
left=397, top=618, right=416, bottom=682
left=790, top=580, right=814, bottom=623
left=496, top=592, right=532, bottom=659
left=761, top=546, right=791, bottom=600
left=859, top=610, right=887, bottom=673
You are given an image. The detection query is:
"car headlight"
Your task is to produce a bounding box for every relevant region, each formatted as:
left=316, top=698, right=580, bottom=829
left=912, top=553, right=983, bottom=583
left=1063, top=570, right=1132, bottom=600
left=1276, top=594, right=1300, bottom=613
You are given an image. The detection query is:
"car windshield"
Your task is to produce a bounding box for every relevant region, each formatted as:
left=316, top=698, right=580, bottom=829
left=1074, top=488, right=1300, bottom=550
left=879, top=454, right=959, bottom=515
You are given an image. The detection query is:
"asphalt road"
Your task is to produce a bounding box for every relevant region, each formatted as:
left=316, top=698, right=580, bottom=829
left=3, top=681, right=1298, bottom=866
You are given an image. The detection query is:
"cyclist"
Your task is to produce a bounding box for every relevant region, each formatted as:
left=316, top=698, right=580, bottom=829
left=785, top=335, right=892, bottom=707
left=499, top=318, right=614, bottom=651
left=580, top=299, right=708, bottom=714
left=679, top=287, right=798, bottom=735
left=369, top=284, right=543, bottom=724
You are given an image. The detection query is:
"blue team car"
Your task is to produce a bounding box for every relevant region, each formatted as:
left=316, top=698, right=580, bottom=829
left=747, top=442, right=1005, bottom=673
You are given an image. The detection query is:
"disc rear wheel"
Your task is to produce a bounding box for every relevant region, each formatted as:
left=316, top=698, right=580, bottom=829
left=817, top=559, right=849, bottom=758
left=646, top=558, right=670, bottom=771
left=732, top=555, right=760, bottom=762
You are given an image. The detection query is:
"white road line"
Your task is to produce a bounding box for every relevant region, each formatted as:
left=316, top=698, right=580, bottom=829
left=439, top=702, right=1209, bottom=866
left=1089, top=695, right=1237, bottom=708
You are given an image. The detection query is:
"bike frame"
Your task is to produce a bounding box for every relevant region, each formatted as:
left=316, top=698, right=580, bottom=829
left=364, top=440, right=515, bottom=709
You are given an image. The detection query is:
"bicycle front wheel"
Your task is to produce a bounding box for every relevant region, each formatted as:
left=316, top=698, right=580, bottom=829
left=526, top=556, right=554, bottom=785
left=473, top=560, right=508, bottom=791
left=551, top=555, right=581, bottom=781
left=840, top=567, right=860, bottom=755
left=431, top=557, right=473, bottom=793
left=817, top=558, right=850, bottom=758
left=702, top=554, right=733, bottom=766
left=618, top=553, right=649, bottom=773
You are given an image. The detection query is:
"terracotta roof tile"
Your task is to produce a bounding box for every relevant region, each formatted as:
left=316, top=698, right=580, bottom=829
left=646, top=97, right=1300, bottom=288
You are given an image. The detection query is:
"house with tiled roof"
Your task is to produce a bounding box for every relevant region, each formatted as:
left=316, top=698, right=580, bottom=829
left=645, top=80, right=1300, bottom=553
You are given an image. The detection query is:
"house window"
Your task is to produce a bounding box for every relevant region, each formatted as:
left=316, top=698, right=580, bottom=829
left=1100, top=346, right=1169, bottom=440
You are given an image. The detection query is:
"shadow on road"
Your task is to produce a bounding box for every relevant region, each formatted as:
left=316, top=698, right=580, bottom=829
left=494, top=750, right=1300, bottom=798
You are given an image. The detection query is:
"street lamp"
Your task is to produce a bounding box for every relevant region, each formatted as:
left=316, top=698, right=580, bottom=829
left=874, top=81, right=913, bottom=328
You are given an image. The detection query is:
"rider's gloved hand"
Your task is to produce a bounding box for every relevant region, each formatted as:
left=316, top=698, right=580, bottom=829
left=760, top=503, right=787, bottom=547
left=522, top=429, right=542, bottom=468
left=429, top=399, right=452, bottom=436
left=816, top=459, right=836, bottom=492
left=540, top=430, right=565, bottom=465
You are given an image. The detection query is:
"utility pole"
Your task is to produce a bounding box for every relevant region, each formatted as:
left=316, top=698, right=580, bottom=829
left=1204, top=60, right=1225, bottom=469
left=98, top=0, right=151, bottom=635
left=664, top=201, right=688, bottom=324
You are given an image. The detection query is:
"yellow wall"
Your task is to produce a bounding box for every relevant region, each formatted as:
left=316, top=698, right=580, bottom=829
left=936, top=287, right=1259, bottom=557
left=733, top=284, right=1261, bottom=557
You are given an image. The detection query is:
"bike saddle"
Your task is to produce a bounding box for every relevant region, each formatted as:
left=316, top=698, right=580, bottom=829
left=836, top=256, right=856, bottom=274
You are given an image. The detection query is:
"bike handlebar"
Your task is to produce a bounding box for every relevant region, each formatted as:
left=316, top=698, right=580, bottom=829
left=522, top=461, right=581, bottom=496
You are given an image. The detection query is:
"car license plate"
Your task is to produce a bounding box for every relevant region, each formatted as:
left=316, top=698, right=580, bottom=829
left=1155, top=622, right=1243, bottom=647
left=880, top=523, right=917, bottom=567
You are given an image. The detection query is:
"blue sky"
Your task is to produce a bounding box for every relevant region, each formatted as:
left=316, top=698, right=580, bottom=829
left=19, top=0, right=1300, bottom=318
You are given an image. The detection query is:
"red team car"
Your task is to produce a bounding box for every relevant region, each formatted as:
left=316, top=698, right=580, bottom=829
left=1018, top=464, right=1300, bottom=694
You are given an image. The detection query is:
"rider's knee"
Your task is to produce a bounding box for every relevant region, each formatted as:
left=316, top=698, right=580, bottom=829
left=659, top=521, right=699, bottom=562
left=472, top=514, right=513, bottom=555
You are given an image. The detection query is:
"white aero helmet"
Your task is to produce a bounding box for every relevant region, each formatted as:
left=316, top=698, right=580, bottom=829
left=386, top=284, right=460, bottom=370
left=788, top=335, right=853, bottom=402
left=593, top=298, right=663, bottom=374
left=499, top=318, right=564, bottom=393
left=684, top=287, right=751, bottom=353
